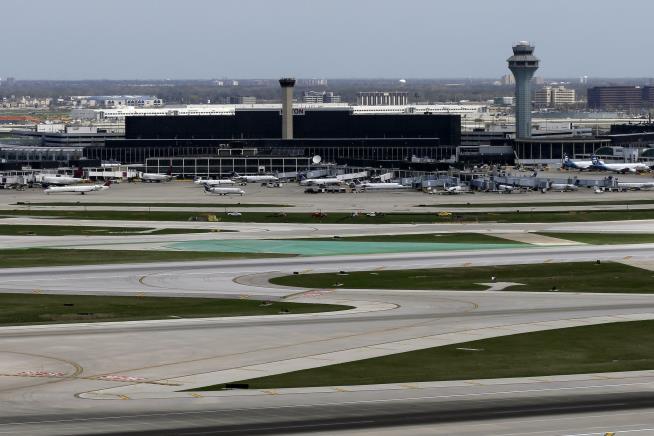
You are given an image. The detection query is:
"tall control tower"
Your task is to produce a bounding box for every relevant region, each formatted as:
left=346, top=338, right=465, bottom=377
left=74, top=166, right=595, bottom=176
left=279, top=77, right=296, bottom=139
left=507, top=41, right=539, bottom=138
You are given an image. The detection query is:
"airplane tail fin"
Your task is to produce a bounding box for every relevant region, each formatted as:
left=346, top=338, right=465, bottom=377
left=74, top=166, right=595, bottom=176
left=73, top=166, right=84, bottom=178
left=103, top=180, right=112, bottom=187
left=166, top=165, right=173, bottom=176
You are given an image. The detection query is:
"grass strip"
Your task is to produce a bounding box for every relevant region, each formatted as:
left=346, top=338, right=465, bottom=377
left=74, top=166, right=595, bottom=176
left=194, top=320, right=654, bottom=389
left=417, top=199, right=654, bottom=208
left=536, top=232, right=654, bottom=245
left=0, top=248, right=293, bottom=268
left=270, top=261, right=654, bottom=293
left=0, top=293, right=348, bottom=326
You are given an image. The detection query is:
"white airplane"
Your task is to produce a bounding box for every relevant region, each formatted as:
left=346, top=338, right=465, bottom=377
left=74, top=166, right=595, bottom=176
left=443, top=185, right=468, bottom=194
left=300, top=177, right=342, bottom=186
left=194, top=178, right=236, bottom=186
left=591, top=156, right=650, bottom=173
left=232, top=173, right=278, bottom=183
left=617, top=182, right=654, bottom=190
left=497, top=184, right=521, bottom=193
left=41, top=174, right=84, bottom=186
left=561, top=155, right=593, bottom=171
left=360, top=182, right=408, bottom=190
left=204, top=185, right=245, bottom=196
left=550, top=183, right=578, bottom=192
left=44, top=181, right=111, bottom=195
left=140, top=167, right=174, bottom=182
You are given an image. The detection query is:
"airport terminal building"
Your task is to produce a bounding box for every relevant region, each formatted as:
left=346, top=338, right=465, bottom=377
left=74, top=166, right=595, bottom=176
left=82, top=104, right=461, bottom=175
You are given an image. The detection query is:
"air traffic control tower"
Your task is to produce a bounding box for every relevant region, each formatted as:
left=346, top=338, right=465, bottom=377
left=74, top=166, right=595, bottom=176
left=279, top=77, right=296, bottom=139
left=507, top=41, right=539, bottom=138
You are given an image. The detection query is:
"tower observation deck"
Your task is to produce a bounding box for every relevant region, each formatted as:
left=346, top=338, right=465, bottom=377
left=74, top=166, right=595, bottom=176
left=507, top=41, right=539, bottom=138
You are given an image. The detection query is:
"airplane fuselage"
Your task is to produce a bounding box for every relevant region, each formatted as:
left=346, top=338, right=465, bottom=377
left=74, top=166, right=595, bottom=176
left=238, top=176, right=278, bottom=183
left=196, top=179, right=236, bottom=186
left=360, top=182, right=407, bottom=190
left=140, top=173, right=173, bottom=182
left=41, top=176, right=84, bottom=186
left=204, top=187, right=245, bottom=196
left=550, top=183, right=578, bottom=191
left=44, top=183, right=110, bottom=194
left=300, top=178, right=341, bottom=186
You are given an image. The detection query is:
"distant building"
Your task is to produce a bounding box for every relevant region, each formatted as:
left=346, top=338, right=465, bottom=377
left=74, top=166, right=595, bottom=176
left=302, top=91, right=341, bottom=104
left=535, top=86, right=576, bottom=107
left=302, top=91, right=324, bottom=103
left=643, top=86, right=654, bottom=107
left=587, top=86, right=644, bottom=110
left=500, top=74, right=515, bottom=86
left=303, top=79, right=328, bottom=87
left=214, top=80, right=239, bottom=87
left=493, top=96, right=514, bottom=106
left=1, top=77, right=16, bottom=87
left=74, top=95, right=163, bottom=109
left=227, top=96, right=257, bottom=104
left=357, top=91, right=408, bottom=106
left=322, top=92, right=341, bottom=103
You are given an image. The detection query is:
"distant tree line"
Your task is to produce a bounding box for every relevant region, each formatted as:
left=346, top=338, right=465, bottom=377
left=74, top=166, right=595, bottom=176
left=0, top=78, right=651, bottom=105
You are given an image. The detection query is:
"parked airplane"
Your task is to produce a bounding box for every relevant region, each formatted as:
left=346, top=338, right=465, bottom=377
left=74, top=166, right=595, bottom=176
left=300, top=177, right=342, bottom=186
left=561, top=155, right=593, bottom=170
left=617, top=182, right=654, bottom=190
left=359, top=182, right=408, bottom=190
left=232, top=173, right=279, bottom=183
left=41, top=175, right=84, bottom=186
left=195, top=178, right=236, bottom=186
left=204, top=185, right=245, bottom=196
left=444, top=185, right=468, bottom=194
left=433, top=185, right=469, bottom=194
left=44, top=181, right=111, bottom=195
left=140, top=167, right=174, bottom=182
left=497, top=184, right=521, bottom=193
left=591, top=156, right=650, bottom=173
left=549, top=183, right=578, bottom=192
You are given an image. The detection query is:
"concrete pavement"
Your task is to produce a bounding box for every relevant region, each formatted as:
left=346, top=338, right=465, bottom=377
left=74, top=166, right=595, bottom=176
left=2, top=227, right=654, bottom=433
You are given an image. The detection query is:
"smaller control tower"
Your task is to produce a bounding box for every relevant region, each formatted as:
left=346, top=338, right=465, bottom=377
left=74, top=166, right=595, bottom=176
left=507, top=41, right=539, bottom=138
left=279, top=77, right=296, bottom=139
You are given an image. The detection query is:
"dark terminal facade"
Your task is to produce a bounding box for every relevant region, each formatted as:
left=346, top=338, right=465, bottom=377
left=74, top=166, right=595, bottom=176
left=88, top=107, right=461, bottom=167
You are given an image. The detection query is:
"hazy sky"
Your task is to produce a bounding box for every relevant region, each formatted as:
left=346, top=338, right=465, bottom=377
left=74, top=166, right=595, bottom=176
left=3, top=0, right=652, bottom=79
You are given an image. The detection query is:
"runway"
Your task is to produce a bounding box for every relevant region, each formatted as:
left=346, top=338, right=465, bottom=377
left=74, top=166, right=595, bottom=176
left=2, top=241, right=654, bottom=434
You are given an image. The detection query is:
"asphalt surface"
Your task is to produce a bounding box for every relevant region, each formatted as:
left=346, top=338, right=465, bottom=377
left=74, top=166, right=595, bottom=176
left=3, top=182, right=654, bottom=435
left=1, top=173, right=654, bottom=213
left=2, top=241, right=654, bottom=435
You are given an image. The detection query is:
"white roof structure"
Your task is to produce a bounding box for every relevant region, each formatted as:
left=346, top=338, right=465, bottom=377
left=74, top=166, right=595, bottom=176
left=73, top=103, right=487, bottom=120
